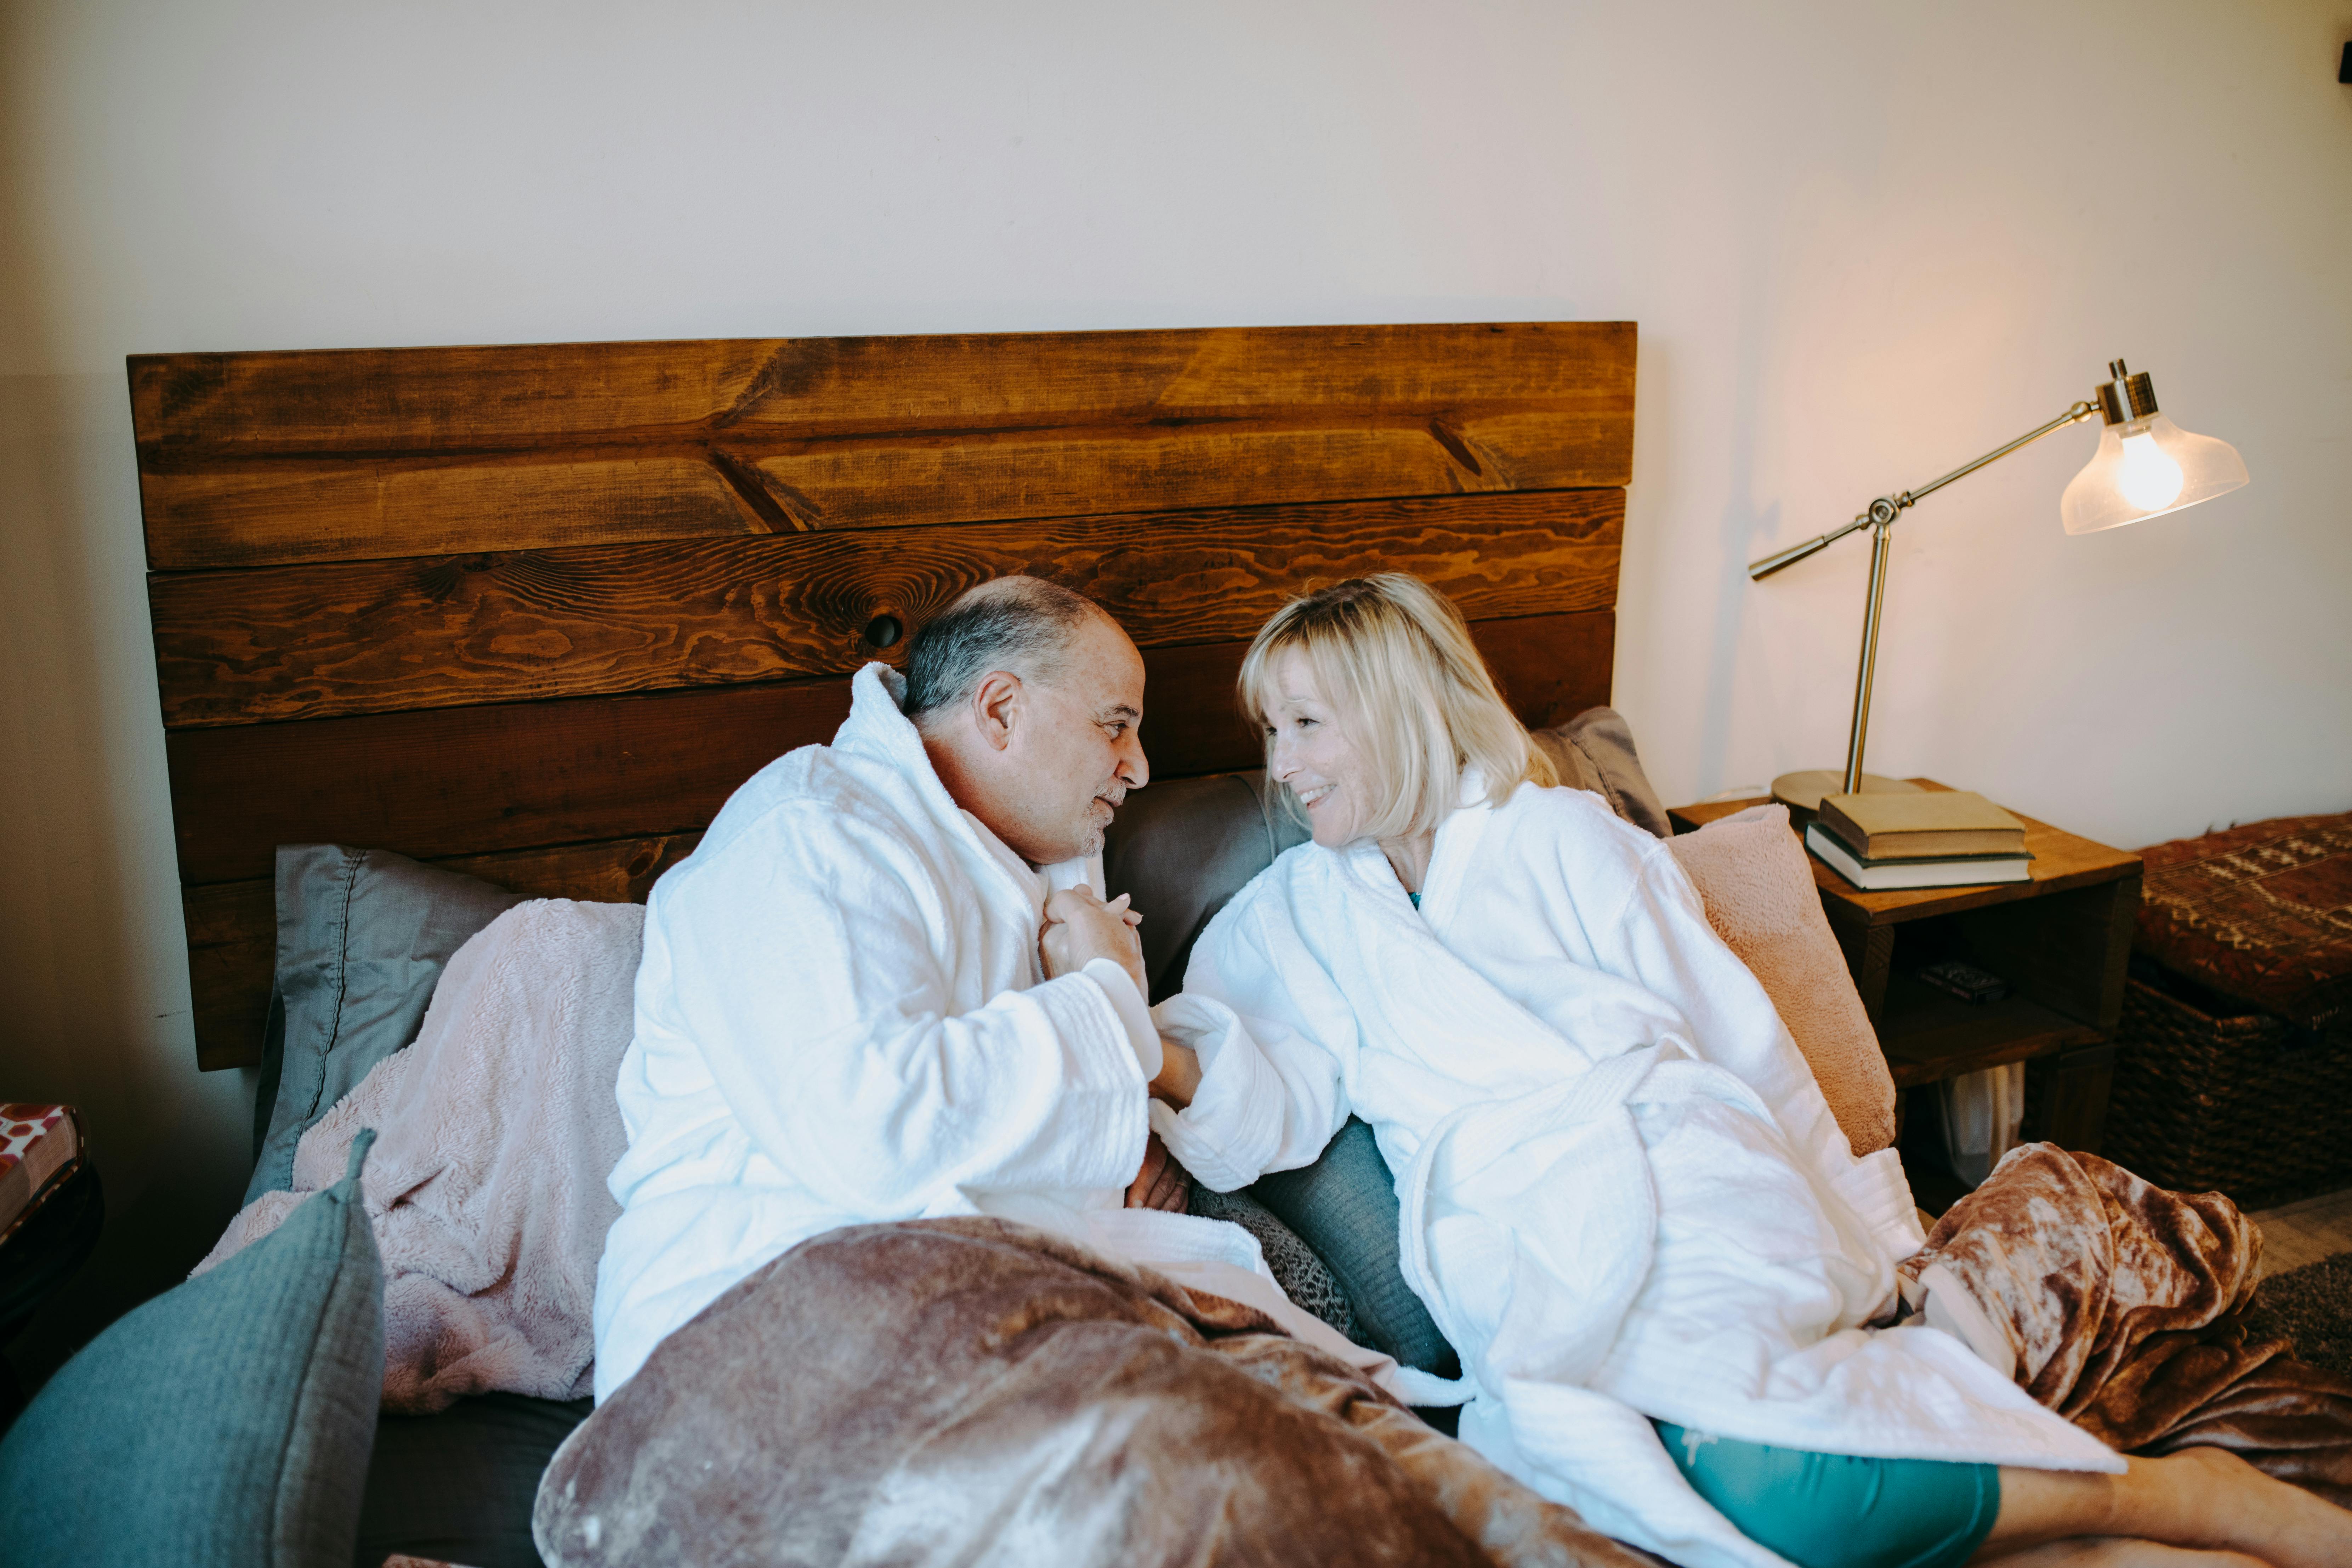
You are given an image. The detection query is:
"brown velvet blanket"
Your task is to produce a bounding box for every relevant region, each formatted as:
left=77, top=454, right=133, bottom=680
left=534, top=1217, right=1652, bottom=1568
left=539, top=1152, right=2352, bottom=1565
left=1904, top=1142, right=2352, bottom=1505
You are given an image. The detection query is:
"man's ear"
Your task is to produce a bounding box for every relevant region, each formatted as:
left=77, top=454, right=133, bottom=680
left=968, top=669, right=1024, bottom=752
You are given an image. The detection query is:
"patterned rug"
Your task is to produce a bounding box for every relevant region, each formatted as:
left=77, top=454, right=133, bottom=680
left=2245, top=1251, right=2352, bottom=1379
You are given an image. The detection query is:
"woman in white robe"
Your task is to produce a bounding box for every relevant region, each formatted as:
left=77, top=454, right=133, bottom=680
left=1148, top=574, right=2348, bottom=1568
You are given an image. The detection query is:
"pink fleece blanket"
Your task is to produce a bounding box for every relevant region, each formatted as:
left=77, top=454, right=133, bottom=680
left=196, top=899, right=641, bottom=1413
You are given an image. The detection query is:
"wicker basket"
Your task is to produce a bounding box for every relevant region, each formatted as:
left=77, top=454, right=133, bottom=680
left=2101, top=973, right=2352, bottom=1208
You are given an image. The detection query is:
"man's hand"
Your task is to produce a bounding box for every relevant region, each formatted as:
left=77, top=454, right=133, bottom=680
left=1041, top=886, right=1147, bottom=995
left=1125, top=1132, right=1191, bottom=1212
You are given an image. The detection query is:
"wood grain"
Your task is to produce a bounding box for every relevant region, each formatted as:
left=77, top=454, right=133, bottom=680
left=1875, top=974, right=2104, bottom=1089
left=131, top=323, right=1635, bottom=568
left=183, top=832, right=704, bottom=1070
left=174, top=609, right=1609, bottom=1068
left=164, top=609, right=1615, bottom=888
left=151, top=490, right=1621, bottom=727
left=182, top=879, right=275, bottom=1073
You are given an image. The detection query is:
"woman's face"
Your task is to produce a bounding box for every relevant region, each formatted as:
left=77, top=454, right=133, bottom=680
left=1262, top=648, right=1377, bottom=848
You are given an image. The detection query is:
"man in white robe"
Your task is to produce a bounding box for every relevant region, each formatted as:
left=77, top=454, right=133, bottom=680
left=592, top=578, right=1391, bottom=1403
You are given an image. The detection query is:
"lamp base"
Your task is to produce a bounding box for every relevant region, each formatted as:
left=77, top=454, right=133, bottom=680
left=1770, top=770, right=1927, bottom=815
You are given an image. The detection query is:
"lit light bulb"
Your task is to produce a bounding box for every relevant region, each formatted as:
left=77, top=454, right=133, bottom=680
left=2115, top=428, right=2185, bottom=512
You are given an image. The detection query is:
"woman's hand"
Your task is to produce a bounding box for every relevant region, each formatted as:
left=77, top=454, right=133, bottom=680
left=1040, top=886, right=1147, bottom=995
left=1148, top=1038, right=1201, bottom=1109
left=1125, top=1132, right=1191, bottom=1212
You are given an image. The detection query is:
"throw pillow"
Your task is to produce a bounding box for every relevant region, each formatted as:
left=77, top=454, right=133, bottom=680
left=0, top=1130, right=386, bottom=1566
left=248, top=846, right=523, bottom=1204
left=1530, top=706, right=1671, bottom=838
left=1667, top=803, right=1897, bottom=1155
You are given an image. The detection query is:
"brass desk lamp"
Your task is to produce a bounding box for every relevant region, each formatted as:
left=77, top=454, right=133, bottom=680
left=1751, top=360, right=2248, bottom=812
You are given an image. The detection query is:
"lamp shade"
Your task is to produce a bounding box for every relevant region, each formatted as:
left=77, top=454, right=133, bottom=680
left=2060, top=412, right=2248, bottom=535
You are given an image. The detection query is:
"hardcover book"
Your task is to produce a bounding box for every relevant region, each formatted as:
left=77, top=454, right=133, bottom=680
left=1817, top=790, right=2026, bottom=861
left=1805, top=823, right=2032, bottom=891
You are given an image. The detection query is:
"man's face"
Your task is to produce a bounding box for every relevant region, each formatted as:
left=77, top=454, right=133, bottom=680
left=997, top=614, right=1150, bottom=863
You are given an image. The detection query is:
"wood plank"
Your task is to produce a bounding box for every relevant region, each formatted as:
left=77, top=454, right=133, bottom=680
left=1877, top=976, right=2104, bottom=1090
left=164, top=609, right=1616, bottom=887
left=2022, top=1043, right=2115, bottom=1152
left=141, top=455, right=771, bottom=577
left=151, top=490, right=1621, bottom=727
left=133, top=324, right=1632, bottom=454
left=132, top=323, right=1635, bottom=568
left=1955, top=875, right=2140, bottom=1030
left=184, top=832, right=704, bottom=1070
left=182, top=878, right=275, bottom=1073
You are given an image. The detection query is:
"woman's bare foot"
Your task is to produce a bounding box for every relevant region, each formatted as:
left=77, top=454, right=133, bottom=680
left=1976, top=1542, right=2268, bottom=1567
left=2153, top=1446, right=2352, bottom=1568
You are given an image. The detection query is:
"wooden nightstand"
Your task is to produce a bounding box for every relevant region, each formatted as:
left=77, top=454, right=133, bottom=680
left=1670, top=782, right=2142, bottom=1155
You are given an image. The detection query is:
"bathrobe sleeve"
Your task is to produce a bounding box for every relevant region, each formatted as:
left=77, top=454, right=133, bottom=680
left=1147, top=887, right=1355, bottom=1193
left=1593, top=841, right=1923, bottom=1263
left=647, top=800, right=1151, bottom=1215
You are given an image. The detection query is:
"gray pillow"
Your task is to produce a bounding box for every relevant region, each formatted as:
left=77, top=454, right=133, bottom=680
left=0, top=1131, right=386, bottom=1566
left=1530, top=705, right=1671, bottom=838
left=246, top=846, right=522, bottom=1205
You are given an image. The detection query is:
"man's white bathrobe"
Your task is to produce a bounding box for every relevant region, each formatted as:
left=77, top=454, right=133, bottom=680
left=593, top=663, right=1391, bottom=1404
left=1156, top=777, right=2122, bottom=1568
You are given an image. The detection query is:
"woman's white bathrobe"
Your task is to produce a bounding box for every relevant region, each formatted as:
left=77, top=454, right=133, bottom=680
left=1155, top=779, right=2121, bottom=1568
left=593, top=663, right=1391, bottom=1403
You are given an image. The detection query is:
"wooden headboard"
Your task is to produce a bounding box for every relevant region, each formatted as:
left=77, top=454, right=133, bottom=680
left=131, top=322, right=1635, bottom=1068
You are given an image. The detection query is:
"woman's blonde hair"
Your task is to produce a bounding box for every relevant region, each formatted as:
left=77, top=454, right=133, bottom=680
left=1238, top=574, right=1557, bottom=843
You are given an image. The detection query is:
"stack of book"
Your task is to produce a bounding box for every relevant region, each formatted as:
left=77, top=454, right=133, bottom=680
left=1805, top=791, right=2032, bottom=891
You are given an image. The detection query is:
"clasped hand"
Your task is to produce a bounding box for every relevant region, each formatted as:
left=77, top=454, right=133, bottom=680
left=1040, top=887, right=1198, bottom=1211
left=1039, top=885, right=1147, bottom=995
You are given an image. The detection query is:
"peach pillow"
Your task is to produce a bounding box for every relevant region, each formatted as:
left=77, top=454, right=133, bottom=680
left=1666, top=803, right=1896, bottom=1156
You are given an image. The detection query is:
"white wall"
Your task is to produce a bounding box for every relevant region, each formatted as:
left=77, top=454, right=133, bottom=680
left=4, top=0, right=2347, bottom=1373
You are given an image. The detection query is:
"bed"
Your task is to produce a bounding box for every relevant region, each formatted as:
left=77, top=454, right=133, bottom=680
left=129, top=322, right=1637, bottom=1564
left=73, top=321, right=2349, bottom=1567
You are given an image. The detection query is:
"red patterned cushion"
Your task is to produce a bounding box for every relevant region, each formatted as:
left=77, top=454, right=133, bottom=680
left=2136, top=811, right=2352, bottom=1031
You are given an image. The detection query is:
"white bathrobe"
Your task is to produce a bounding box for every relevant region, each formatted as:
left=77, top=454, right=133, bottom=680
left=1157, top=777, right=2122, bottom=1568
left=593, top=663, right=1393, bottom=1403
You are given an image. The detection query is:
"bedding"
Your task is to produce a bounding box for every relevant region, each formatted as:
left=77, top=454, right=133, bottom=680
left=1249, top=1114, right=1464, bottom=1382
left=1528, top=706, right=1671, bottom=839
left=1902, top=1141, right=2352, bottom=1504
left=201, top=899, right=641, bottom=1413
left=249, top=845, right=523, bottom=1204
left=1663, top=803, right=1895, bottom=1157
left=0, top=1134, right=384, bottom=1566
left=358, top=1393, right=592, bottom=1568
left=533, top=1216, right=1648, bottom=1568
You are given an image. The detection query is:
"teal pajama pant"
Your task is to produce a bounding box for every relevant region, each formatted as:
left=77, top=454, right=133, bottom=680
left=1653, top=1421, right=2001, bottom=1568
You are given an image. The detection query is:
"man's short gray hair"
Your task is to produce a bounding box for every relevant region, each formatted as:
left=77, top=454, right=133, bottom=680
left=901, top=576, right=1102, bottom=724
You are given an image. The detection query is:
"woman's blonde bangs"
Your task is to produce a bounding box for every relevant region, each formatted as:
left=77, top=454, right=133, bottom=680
left=1238, top=575, right=1556, bottom=844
